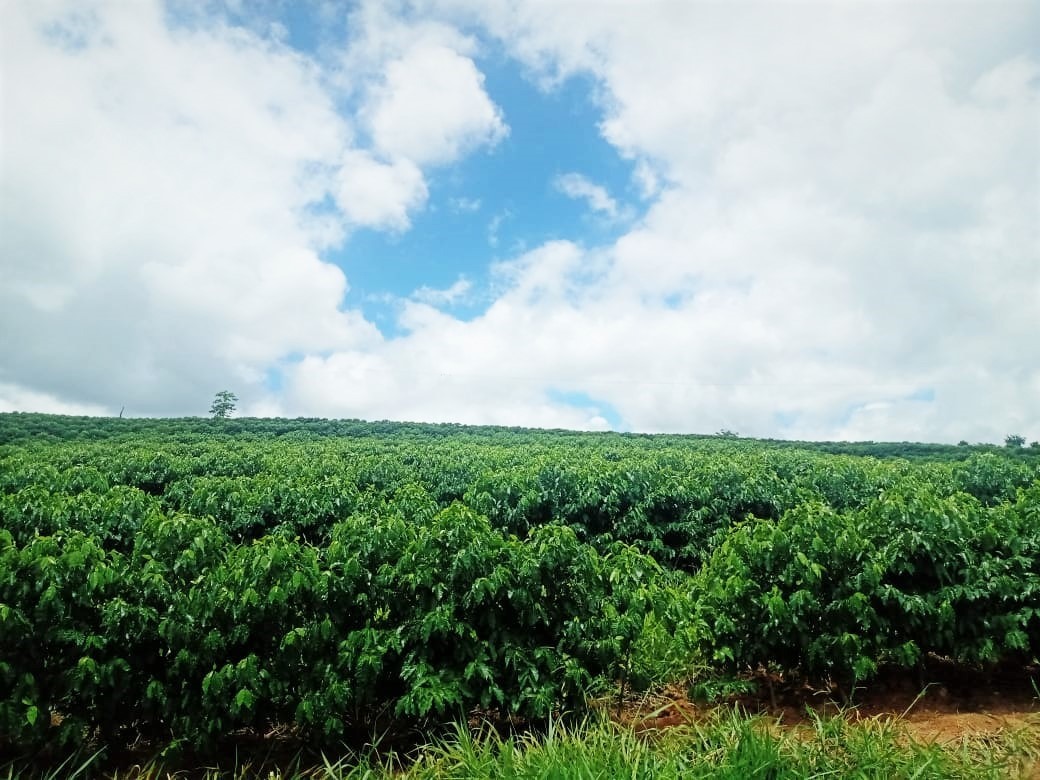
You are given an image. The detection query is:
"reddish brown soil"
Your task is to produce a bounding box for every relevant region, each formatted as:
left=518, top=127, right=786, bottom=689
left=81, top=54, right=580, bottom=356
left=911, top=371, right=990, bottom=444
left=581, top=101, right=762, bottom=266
left=624, top=663, right=1040, bottom=749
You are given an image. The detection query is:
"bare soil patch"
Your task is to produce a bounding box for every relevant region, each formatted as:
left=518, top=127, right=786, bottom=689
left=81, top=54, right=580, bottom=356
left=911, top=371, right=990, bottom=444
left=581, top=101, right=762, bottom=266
left=624, top=661, right=1040, bottom=748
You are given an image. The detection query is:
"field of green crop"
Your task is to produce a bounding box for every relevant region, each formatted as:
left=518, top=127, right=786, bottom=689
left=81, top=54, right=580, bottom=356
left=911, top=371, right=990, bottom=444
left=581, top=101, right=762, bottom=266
left=1, top=413, right=1038, bottom=776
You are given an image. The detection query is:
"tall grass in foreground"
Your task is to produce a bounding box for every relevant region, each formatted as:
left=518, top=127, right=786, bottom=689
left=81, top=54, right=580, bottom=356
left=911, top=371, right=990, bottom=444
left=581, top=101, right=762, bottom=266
left=7, top=709, right=1038, bottom=779
left=397, top=710, right=1037, bottom=780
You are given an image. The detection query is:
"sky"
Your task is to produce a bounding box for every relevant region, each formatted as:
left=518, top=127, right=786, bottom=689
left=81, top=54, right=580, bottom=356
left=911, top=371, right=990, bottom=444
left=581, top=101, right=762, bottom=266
left=1, top=0, right=1038, bottom=443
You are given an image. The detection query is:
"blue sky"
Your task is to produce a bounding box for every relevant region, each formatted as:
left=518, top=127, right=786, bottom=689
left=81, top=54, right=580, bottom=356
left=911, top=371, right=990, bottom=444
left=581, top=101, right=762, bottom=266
left=340, top=60, right=641, bottom=333
left=194, top=0, right=644, bottom=322
left=2, top=0, right=1038, bottom=442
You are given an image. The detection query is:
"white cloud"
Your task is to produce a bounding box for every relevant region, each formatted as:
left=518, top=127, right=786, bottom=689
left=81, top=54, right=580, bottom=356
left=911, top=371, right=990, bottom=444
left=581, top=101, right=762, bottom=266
left=632, top=161, right=661, bottom=199
left=1, top=0, right=521, bottom=417
left=412, top=277, right=473, bottom=306
left=487, top=210, right=510, bottom=248
left=5, top=0, right=1039, bottom=442
left=271, top=0, right=1039, bottom=442
left=0, top=382, right=110, bottom=417
left=334, top=151, right=428, bottom=230
left=363, top=42, right=507, bottom=166
left=1, top=0, right=410, bottom=414
left=274, top=347, right=613, bottom=430
left=336, top=1, right=508, bottom=171
left=449, top=196, right=482, bottom=213
left=553, top=172, right=620, bottom=218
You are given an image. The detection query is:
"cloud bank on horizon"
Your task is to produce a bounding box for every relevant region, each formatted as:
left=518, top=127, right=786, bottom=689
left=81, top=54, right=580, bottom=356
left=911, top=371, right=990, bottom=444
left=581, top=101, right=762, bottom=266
left=1, top=0, right=1037, bottom=443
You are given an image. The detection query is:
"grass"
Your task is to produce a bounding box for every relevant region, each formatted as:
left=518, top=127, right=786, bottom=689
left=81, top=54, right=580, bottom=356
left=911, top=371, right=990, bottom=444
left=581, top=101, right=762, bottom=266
left=6, top=707, right=1038, bottom=779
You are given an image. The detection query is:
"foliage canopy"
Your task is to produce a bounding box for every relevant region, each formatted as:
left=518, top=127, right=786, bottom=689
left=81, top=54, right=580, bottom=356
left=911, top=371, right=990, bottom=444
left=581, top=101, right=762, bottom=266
left=209, top=390, right=237, bottom=419
left=0, top=412, right=1037, bottom=755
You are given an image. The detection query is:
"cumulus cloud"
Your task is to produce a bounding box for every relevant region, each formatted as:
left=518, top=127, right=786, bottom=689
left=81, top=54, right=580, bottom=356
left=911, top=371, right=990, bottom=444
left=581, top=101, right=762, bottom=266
left=363, top=42, right=507, bottom=166
left=5, top=0, right=1038, bottom=442
left=275, top=0, right=1038, bottom=442
left=334, top=151, right=428, bottom=230
left=0, top=0, right=496, bottom=415
left=2, top=0, right=358, bottom=412
left=262, top=346, right=532, bottom=428
left=631, top=161, right=661, bottom=199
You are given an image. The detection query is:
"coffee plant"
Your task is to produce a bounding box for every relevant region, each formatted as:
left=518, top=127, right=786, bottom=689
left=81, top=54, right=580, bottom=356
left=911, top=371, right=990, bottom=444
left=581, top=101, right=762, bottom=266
left=0, top=412, right=1037, bottom=754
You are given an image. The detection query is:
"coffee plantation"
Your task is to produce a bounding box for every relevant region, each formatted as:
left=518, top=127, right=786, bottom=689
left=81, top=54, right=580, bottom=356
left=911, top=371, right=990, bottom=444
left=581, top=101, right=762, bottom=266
left=0, top=413, right=1037, bottom=757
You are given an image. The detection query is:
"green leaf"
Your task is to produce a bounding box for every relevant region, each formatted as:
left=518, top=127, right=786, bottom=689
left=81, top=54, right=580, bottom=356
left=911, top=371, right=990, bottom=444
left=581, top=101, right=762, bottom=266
left=234, top=688, right=254, bottom=712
